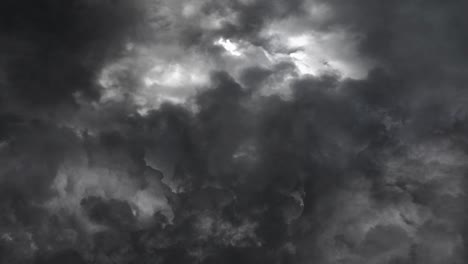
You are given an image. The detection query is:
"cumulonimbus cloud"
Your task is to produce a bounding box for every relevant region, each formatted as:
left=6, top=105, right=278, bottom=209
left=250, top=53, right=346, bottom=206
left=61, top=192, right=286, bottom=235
left=1, top=0, right=468, bottom=263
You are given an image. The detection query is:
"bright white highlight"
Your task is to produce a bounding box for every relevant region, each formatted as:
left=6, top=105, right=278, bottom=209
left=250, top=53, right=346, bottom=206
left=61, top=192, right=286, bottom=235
left=144, top=63, right=207, bottom=88
left=215, top=38, right=243, bottom=57
left=287, top=34, right=311, bottom=48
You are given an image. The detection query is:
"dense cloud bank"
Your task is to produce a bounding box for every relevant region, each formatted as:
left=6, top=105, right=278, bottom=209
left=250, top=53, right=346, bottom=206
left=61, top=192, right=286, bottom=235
left=1, top=0, right=468, bottom=263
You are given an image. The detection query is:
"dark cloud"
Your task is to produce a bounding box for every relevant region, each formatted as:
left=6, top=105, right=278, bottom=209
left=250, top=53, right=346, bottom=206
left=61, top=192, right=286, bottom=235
left=217, top=0, right=306, bottom=39
left=1, top=0, right=468, bottom=263
left=0, top=0, right=146, bottom=109
left=35, top=249, right=86, bottom=264
left=80, top=196, right=136, bottom=229
left=239, top=66, right=273, bottom=90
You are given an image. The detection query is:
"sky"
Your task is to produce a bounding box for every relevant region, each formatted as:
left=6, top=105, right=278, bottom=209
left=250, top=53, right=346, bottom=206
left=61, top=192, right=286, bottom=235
left=1, top=0, right=468, bottom=263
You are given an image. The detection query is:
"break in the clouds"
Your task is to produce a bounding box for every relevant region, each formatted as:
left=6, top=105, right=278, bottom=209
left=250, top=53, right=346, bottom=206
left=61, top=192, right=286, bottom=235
left=1, top=0, right=468, bottom=263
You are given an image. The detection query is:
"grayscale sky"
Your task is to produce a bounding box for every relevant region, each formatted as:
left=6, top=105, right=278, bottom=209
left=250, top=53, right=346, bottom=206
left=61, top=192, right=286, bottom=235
left=1, top=0, right=468, bottom=263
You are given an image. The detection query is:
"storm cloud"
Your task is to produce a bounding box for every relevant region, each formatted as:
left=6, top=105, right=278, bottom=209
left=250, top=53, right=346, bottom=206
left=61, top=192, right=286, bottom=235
left=0, top=0, right=468, bottom=263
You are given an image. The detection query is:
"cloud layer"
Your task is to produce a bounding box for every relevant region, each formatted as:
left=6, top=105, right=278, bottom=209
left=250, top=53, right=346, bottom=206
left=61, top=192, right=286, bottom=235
left=1, top=0, right=468, bottom=263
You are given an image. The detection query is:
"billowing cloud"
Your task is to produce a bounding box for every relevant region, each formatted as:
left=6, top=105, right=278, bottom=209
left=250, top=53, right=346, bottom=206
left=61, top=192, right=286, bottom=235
left=1, top=0, right=468, bottom=263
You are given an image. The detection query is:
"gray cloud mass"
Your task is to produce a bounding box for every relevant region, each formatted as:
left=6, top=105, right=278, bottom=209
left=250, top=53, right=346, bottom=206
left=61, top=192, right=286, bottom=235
left=0, top=0, right=467, bottom=263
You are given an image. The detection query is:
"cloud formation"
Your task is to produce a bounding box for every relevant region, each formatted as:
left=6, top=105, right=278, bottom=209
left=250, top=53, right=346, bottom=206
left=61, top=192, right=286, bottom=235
left=0, top=0, right=468, bottom=263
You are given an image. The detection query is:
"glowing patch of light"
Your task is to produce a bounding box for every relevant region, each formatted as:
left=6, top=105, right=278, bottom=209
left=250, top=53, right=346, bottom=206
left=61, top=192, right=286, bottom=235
left=215, top=38, right=243, bottom=56
left=290, top=51, right=317, bottom=75
left=144, top=63, right=208, bottom=88
left=287, top=34, right=311, bottom=48
left=144, top=64, right=182, bottom=87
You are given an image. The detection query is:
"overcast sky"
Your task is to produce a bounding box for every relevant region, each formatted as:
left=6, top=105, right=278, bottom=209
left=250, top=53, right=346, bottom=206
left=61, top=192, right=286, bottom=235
left=1, top=0, right=468, bottom=263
